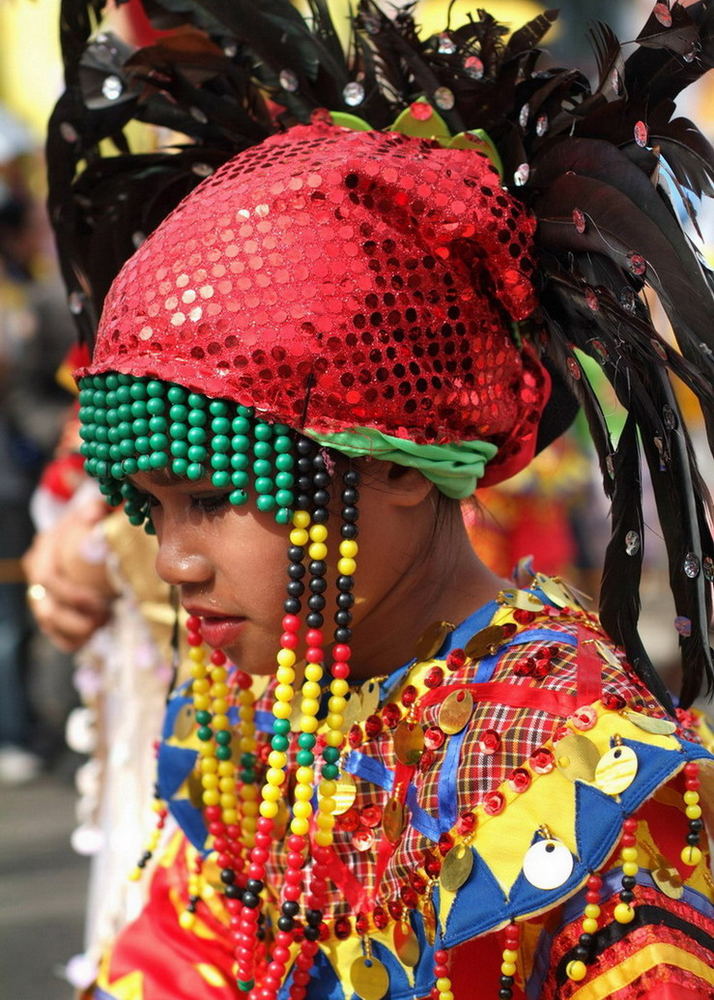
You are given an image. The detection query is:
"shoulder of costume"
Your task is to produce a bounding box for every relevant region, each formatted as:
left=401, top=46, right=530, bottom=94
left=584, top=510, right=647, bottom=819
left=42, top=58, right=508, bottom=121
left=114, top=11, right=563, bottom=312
left=393, top=575, right=714, bottom=949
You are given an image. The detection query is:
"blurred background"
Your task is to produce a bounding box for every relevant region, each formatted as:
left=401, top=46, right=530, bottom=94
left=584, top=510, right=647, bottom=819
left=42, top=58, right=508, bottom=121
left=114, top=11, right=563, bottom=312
left=1, top=0, right=712, bottom=997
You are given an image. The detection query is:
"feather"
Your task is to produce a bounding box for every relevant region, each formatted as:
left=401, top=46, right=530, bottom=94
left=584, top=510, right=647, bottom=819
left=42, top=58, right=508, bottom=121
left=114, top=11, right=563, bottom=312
left=504, top=8, right=558, bottom=57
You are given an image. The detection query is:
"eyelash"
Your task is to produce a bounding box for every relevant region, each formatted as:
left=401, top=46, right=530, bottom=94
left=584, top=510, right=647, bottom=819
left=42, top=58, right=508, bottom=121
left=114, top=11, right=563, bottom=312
left=139, top=492, right=231, bottom=514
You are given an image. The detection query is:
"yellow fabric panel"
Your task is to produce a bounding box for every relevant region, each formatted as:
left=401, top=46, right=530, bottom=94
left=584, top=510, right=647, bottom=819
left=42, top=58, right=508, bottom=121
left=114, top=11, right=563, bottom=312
left=570, top=942, right=714, bottom=1000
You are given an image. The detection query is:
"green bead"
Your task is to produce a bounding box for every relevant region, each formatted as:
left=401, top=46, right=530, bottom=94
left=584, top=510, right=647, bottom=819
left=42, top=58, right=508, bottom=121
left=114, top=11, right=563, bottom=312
left=232, top=416, right=251, bottom=435
left=322, top=746, right=340, bottom=763
left=95, top=443, right=110, bottom=460
left=275, top=507, right=291, bottom=525
left=274, top=435, right=293, bottom=454
left=187, top=393, right=205, bottom=409
left=197, top=725, right=213, bottom=741
left=273, top=718, right=290, bottom=735
left=110, top=462, right=124, bottom=479
left=117, top=374, right=132, bottom=385
left=169, top=404, right=188, bottom=422
left=271, top=734, right=289, bottom=751
left=147, top=397, right=165, bottom=415
left=169, top=422, right=188, bottom=440
left=322, top=763, right=339, bottom=780
left=188, top=445, right=207, bottom=462
left=131, top=400, right=147, bottom=417
left=146, top=380, right=164, bottom=397
left=116, top=386, right=131, bottom=403
left=211, top=470, right=231, bottom=487
left=211, top=416, right=231, bottom=434
left=211, top=453, right=230, bottom=471
left=105, top=374, right=118, bottom=389
left=167, top=385, right=186, bottom=403
left=231, top=469, right=248, bottom=487
left=137, top=454, right=152, bottom=471
left=187, top=463, right=204, bottom=481
left=94, top=409, right=108, bottom=426
left=135, top=436, right=150, bottom=454
left=215, top=729, right=231, bottom=745
left=296, top=749, right=314, bottom=766
left=231, top=433, right=250, bottom=453
left=187, top=426, right=206, bottom=444
left=254, top=477, right=274, bottom=495
left=215, top=745, right=232, bottom=761
left=237, top=405, right=253, bottom=417
left=150, top=433, right=168, bottom=451
left=132, top=418, right=149, bottom=436
left=240, top=752, right=256, bottom=767
left=117, top=404, right=132, bottom=421
left=196, top=710, right=212, bottom=725
left=229, top=489, right=247, bottom=505
left=240, top=769, right=256, bottom=783
left=254, top=423, right=272, bottom=441
left=172, top=458, right=189, bottom=476
left=275, top=471, right=294, bottom=488
left=107, top=427, right=120, bottom=444
left=129, top=381, right=147, bottom=399
left=253, top=459, right=272, bottom=477
left=170, top=440, right=189, bottom=457
left=92, top=390, right=105, bottom=407
left=149, top=417, right=167, bottom=433
left=122, top=458, right=139, bottom=475
left=212, top=434, right=230, bottom=453
left=275, top=489, right=294, bottom=508
left=254, top=440, right=272, bottom=459
left=106, top=408, right=119, bottom=427
left=150, top=451, right=168, bottom=469
left=127, top=512, right=145, bottom=526
left=256, top=494, right=276, bottom=512
left=118, top=439, right=133, bottom=457
left=144, top=520, right=156, bottom=535
left=298, top=733, right=316, bottom=749
left=209, top=400, right=228, bottom=416
left=231, top=453, right=249, bottom=471
left=95, top=426, right=109, bottom=443
left=188, top=409, right=207, bottom=427
left=237, top=980, right=254, bottom=993
left=108, top=445, right=122, bottom=461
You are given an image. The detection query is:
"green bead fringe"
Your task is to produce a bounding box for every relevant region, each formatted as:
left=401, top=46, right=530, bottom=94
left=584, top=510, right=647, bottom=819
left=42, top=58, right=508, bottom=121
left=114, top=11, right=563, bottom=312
left=77, top=373, right=296, bottom=528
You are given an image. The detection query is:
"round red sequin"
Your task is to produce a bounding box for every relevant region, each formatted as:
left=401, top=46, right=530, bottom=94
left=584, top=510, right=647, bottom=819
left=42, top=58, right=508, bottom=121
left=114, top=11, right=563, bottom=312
left=424, top=726, right=446, bottom=750
left=382, top=702, right=402, bottom=729
left=483, top=791, right=506, bottom=816
left=508, top=767, right=532, bottom=793
left=85, top=125, right=548, bottom=487
left=478, top=729, right=501, bottom=755
left=446, top=648, right=467, bottom=670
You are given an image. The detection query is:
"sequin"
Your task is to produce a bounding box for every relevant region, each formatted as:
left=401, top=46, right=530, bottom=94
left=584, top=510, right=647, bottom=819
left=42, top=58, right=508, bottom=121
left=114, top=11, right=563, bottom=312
left=437, top=33, right=456, bottom=54
left=68, top=291, right=85, bottom=315
left=463, top=55, right=484, bottom=80
left=409, top=101, right=433, bottom=121
left=482, top=790, right=505, bottom=816
left=571, top=705, right=597, bottom=731
left=279, top=69, right=299, bottom=92
left=102, top=75, right=123, bottom=100
left=674, top=616, right=692, bottom=637
left=523, top=837, right=573, bottom=890
left=654, top=3, right=673, bottom=27
left=508, top=768, right=531, bottom=793
left=60, top=122, right=79, bottom=143
left=424, top=726, right=446, bottom=750
left=569, top=209, right=586, bottom=235
left=530, top=747, right=555, bottom=775
left=619, top=286, right=637, bottom=312
left=433, top=87, right=455, bottom=111
left=585, top=288, right=600, bottom=312
left=360, top=804, right=382, bottom=828
left=628, top=252, right=647, bottom=276
left=478, top=729, right=500, bottom=755
left=518, top=104, right=530, bottom=129
left=343, top=82, right=365, bottom=107
left=566, top=357, right=581, bottom=380
left=634, top=121, right=649, bottom=148
left=352, top=827, right=375, bottom=852
left=625, top=531, right=640, bottom=556
left=703, top=556, right=714, bottom=582
left=684, top=553, right=700, bottom=579
left=594, top=744, right=638, bottom=795
left=514, top=163, right=530, bottom=186
left=536, top=114, right=549, bottom=137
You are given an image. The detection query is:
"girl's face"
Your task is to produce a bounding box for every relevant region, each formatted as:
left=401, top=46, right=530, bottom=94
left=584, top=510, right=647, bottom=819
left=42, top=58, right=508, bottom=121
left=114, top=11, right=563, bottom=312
left=128, top=465, right=428, bottom=677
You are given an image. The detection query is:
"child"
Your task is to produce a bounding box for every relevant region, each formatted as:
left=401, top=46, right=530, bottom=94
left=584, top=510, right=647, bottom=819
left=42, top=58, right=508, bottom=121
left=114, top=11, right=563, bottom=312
left=53, top=3, right=714, bottom=998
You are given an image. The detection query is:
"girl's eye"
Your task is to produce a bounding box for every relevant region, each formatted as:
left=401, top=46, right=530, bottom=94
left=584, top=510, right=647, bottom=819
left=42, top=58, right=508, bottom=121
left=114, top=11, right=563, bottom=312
left=191, top=493, right=231, bottom=514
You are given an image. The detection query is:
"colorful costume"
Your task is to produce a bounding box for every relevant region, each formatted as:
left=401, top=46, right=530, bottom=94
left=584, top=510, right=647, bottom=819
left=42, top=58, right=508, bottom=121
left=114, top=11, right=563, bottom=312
left=48, top=2, right=714, bottom=999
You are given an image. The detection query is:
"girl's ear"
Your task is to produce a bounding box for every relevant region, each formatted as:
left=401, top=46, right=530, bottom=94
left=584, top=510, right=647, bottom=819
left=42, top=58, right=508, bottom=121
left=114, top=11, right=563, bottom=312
left=359, top=459, right=435, bottom=508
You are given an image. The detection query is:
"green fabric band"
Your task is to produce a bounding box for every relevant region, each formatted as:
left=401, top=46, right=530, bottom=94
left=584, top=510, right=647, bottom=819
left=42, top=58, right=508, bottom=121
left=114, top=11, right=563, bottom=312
left=305, top=426, right=498, bottom=499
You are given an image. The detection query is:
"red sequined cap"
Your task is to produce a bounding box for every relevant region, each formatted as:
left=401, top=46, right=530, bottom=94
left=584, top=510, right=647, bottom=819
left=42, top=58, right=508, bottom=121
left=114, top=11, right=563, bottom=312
left=87, top=123, right=549, bottom=484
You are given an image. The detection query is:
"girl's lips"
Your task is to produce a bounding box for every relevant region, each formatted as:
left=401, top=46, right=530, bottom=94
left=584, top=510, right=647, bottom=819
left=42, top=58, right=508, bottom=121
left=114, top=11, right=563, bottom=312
left=198, top=616, right=247, bottom=648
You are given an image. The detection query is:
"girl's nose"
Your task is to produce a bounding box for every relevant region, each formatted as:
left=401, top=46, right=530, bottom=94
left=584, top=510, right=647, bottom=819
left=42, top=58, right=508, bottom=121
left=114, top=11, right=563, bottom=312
left=154, top=526, right=213, bottom=587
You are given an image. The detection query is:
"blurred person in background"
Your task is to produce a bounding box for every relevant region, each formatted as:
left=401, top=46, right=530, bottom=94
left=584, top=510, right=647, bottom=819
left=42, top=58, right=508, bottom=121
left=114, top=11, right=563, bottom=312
left=0, top=116, right=76, bottom=783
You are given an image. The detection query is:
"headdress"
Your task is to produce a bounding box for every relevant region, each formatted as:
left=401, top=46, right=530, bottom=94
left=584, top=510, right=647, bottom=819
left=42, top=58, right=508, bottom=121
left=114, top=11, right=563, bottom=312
left=48, top=1, right=714, bottom=997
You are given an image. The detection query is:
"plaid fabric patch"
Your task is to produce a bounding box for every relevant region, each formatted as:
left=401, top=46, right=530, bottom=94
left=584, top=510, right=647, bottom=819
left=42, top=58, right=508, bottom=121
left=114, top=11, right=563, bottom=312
left=252, top=604, right=673, bottom=920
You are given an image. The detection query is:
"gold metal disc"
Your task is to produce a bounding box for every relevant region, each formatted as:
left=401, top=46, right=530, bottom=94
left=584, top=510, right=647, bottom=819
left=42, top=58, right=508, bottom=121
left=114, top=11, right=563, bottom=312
left=440, top=844, right=474, bottom=892
left=350, top=957, right=390, bottom=1000
left=383, top=797, right=406, bottom=844
left=624, top=710, right=677, bottom=736
left=438, top=689, right=474, bottom=735
left=594, top=745, right=638, bottom=795
left=332, top=772, right=358, bottom=815
left=342, top=691, right=363, bottom=731
left=554, top=732, right=600, bottom=783
left=465, top=624, right=511, bottom=660
left=360, top=680, right=381, bottom=719
left=414, top=621, right=455, bottom=661
left=393, top=721, right=425, bottom=766
left=393, top=921, right=420, bottom=967
left=174, top=703, right=196, bottom=740
left=535, top=574, right=581, bottom=609
left=423, top=898, right=437, bottom=946
left=499, top=588, right=545, bottom=612
left=186, top=768, right=205, bottom=808
left=652, top=857, right=684, bottom=899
